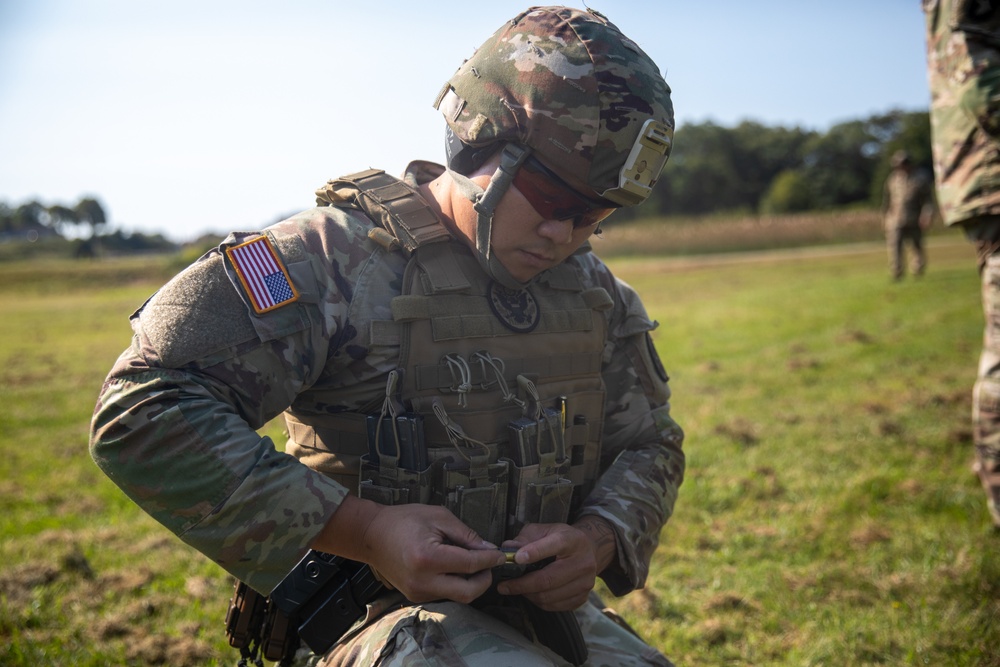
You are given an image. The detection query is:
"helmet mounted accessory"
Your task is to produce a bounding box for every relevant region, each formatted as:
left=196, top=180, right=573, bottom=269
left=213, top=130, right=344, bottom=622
left=445, top=126, right=499, bottom=176
left=605, top=118, right=673, bottom=206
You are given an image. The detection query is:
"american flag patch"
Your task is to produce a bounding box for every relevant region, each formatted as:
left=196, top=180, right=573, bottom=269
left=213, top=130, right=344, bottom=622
left=225, top=236, right=299, bottom=314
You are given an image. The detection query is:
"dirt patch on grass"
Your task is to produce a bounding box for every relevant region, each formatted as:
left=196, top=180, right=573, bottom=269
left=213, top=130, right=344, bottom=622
left=0, top=540, right=225, bottom=666
left=123, top=632, right=214, bottom=666
left=714, top=419, right=760, bottom=447
left=704, top=592, right=760, bottom=614
left=695, top=618, right=740, bottom=646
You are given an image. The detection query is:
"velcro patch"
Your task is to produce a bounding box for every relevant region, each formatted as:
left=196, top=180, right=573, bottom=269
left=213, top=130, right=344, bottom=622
left=225, top=236, right=299, bottom=314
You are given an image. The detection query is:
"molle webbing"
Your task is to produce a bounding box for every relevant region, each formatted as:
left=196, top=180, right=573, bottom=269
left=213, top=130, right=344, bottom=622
left=315, top=169, right=450, bottom=254
left=410, top=351, right=602, bottom=394
left=390, top=285, right=612, bottom=343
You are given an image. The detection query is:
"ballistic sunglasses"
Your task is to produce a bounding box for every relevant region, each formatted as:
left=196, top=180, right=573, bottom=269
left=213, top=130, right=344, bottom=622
left=512, top=155, right=616, bottom=229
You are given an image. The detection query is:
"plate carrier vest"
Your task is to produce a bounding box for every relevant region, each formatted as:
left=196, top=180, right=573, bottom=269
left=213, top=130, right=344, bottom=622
left=285, top=166, right=612, bottom=544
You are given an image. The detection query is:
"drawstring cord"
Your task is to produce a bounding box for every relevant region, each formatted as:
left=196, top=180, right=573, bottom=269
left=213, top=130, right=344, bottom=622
left=443, top=354, right=473, bottom=408
left=473, top=352, right=526, bottom=410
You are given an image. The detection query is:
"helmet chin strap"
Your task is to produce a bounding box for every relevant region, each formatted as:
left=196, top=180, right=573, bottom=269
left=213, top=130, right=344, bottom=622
left=446, top=143, right=532, bottom=291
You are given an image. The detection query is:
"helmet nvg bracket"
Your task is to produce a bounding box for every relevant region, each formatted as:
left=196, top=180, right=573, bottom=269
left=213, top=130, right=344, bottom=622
left=603, top=119, right=673, bottom=207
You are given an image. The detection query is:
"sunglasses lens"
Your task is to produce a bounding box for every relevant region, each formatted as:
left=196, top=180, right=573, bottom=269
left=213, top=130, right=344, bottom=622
left=513, top=158, right=613, bottom=227
left=572, top=208, right=613, bottom=229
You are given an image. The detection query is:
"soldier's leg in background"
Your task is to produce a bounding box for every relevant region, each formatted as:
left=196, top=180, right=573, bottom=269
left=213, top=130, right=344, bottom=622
left=887, top=228, right=904, bottom=279
left=975, top=253, right=1000, bottom=527
left=318, top=601, right=572, bottom=667
left=910, top=227, right=926, bottom=276
left=576, top=593, right=675, bottom=667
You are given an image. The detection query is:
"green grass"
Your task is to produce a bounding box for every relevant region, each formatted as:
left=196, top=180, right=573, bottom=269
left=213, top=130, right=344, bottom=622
left=599, top=238, right=998, bottom=666
left=1, top=231, right=998, bottom=666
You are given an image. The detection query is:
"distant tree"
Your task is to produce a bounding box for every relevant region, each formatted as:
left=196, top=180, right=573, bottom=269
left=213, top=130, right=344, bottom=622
left=625, top=108, right=931, bottom=221
left=47, top=204, right=78, bottom=236
left=760, top=169, right=813, bottom=214
left=5, top=201, right=52, bottom=241
left=651, top=122, right=741, bottom=216
left=0, top=202, right=13, bottom=234
left=74, top=197, right=107, bottom=238
left=641, top=120, right=815, bottom=218
left=797, top=119, right=880, bottom=209
left=16, top=202, right=47, bottom=234
left=97, top=229, right=177, bottom=254
left=14, top=201, right=46, bottom=229
left=728, top=120, right=814, bottom=211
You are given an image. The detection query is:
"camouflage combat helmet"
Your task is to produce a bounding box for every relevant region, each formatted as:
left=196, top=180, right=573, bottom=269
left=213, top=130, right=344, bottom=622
left=433, top=5, right=674, bottom=289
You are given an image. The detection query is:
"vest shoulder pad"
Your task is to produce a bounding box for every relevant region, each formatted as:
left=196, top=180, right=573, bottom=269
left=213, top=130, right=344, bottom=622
left=315, top=169, right=450, bottom=255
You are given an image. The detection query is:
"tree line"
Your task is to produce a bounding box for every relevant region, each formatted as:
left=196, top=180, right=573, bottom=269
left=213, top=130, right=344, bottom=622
left=614, top=108, right=931, bottom=223
left=0, top=196, right=174, bottom=256
left=0, top=196, right=109, bottom=240
left=1, top=108, right=931, bottom=252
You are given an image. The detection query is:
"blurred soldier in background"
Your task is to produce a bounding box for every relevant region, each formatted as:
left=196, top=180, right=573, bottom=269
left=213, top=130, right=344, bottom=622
left=881, top=149, right=934, bottom=280
left=90, top=5, right=685, bottom=665
left=925, top=0, right=1000, bottom=528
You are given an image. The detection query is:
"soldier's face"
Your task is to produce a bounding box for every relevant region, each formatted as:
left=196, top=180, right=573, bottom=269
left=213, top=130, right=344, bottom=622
left=450, top=155, right=613, bottom=283
left=490, top=182, right=612, bottom=282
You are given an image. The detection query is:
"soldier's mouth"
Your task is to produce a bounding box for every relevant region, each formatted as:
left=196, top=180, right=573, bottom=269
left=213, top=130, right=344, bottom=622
left=520, top=249, right=555, bottom=264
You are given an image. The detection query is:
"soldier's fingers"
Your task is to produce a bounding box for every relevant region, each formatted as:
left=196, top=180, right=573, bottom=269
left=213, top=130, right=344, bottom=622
left=431, top=570, right=495, bottom=605
left=435, top=514, right=499, bottom=551
left=437, top=543, right=506, bottom=575
left=519, top=573, right=593, bottom=611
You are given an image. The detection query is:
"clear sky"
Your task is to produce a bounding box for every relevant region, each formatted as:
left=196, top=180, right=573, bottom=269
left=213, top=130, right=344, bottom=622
left=0, top=1, right=930, bottom=243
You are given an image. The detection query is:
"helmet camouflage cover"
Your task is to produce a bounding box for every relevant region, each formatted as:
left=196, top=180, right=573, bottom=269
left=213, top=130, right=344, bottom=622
left=434, top=5, right=674, bottom=207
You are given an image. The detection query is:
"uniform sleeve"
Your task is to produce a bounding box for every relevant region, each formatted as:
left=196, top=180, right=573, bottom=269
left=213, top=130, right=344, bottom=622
left=89, top=210, right=369, bottom=594
left=958, top=41, right=1000, bottom=141
left=938, top=4, right=1000, bottom=141
left=574, top=261, right=686, bottom=596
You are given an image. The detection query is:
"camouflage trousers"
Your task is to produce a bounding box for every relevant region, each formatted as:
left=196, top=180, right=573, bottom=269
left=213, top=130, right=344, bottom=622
left=885, top=224, right=925, bottom=279
left=974, top=251, right=1000, bottom=525
left=312, top=592, right=673, bottom=667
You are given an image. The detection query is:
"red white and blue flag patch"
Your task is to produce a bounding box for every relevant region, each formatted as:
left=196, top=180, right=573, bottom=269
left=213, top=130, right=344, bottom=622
left=226, top=236, right=299, bottom=314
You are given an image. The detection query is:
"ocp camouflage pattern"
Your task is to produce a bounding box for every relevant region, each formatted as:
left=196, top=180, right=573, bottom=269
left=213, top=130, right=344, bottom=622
left=89, top=161, right=685, bottom=596
left=437, top=5, right=674, bottom=200
left=925, top=0, right=1000, bottom=226
left=313, top=593, right=674, bottom=666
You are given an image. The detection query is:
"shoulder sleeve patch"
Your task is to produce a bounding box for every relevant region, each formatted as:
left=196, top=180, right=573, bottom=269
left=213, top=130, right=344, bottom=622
left=225, top=236, right=300, bottom=314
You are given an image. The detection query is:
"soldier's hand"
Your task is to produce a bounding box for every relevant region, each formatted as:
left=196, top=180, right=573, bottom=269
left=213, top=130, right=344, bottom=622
left=314, top=497, right=505, bottom=605
left=496, top=522, right=601, bottom=612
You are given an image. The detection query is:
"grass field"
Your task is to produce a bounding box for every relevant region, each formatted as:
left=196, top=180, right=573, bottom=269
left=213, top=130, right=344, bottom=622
left=1, top=230, right=998, bottom=666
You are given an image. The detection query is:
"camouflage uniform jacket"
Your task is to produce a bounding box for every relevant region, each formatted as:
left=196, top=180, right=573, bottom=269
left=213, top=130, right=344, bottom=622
left=881, top=167, right=933, bottom=230
left=925, top=0, right=1000, bottom=227
left=89, top=162, right=686, bottom=596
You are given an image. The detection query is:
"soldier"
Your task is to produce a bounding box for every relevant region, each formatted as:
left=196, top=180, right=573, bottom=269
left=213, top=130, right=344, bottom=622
left=881, top=149, right=934, bottom=280
left=90, top=6, right=685, bottom=665
left=925, top=0, right=1000, bottom=528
